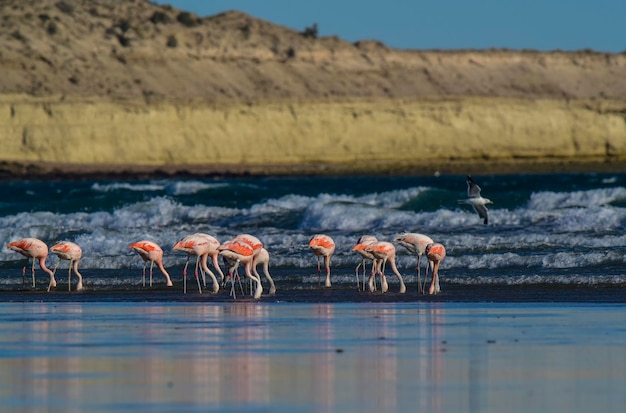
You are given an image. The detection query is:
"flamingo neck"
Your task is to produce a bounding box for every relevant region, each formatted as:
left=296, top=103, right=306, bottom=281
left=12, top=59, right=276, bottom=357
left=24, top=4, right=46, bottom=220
left=38, top=257, right=54, bottom=276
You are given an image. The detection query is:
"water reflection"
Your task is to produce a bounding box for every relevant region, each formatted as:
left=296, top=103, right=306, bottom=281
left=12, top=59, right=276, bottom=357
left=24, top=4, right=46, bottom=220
left=1, top=302, right=622, bottom=412
left=0, top=302, right=445, bottom=412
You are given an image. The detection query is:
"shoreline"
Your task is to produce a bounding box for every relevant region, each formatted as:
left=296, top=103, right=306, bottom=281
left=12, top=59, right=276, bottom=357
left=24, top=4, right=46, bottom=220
left=1, top=157, right=624, bottom=181
left=0, top=283, right=623, bottom=304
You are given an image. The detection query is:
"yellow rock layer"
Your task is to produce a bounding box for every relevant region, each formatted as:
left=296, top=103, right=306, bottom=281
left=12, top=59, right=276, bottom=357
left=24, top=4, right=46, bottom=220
left=1, top=95, right=625, bottom=175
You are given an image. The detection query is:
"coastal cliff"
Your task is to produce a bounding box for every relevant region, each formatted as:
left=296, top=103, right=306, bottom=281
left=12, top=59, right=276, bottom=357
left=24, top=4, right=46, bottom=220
left=0, top=0, right=625, bottom=177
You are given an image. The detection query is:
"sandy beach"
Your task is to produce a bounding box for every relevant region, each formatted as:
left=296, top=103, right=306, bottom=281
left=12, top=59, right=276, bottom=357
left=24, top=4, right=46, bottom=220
left=0, top=300, right=624, bottom=413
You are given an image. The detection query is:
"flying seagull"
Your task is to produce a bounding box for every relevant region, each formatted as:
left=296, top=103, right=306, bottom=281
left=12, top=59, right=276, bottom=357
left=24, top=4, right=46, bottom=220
left=458, top=175, right=493, bottom=224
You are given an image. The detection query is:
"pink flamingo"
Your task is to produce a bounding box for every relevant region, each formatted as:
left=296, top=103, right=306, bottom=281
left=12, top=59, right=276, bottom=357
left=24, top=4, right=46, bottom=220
left=50, top=241, right=84, bottom=292
left=6, top=238, right=57, bottom=291
left=363, top=241, right=406, bottom=294
left=233, top=234, right=262, bottom=280
left=218, top=239, right=263, bottom=299
left=129, top=241, right=173, bottom=287
left=425, top=243, right=446, bottom=295
left=351, top=235, right=379, bottom=291
left=308, top=234, right=335, bottom=287
left=233, top=234, right=268, bottom=294
left=172, top=233, right=222, bottom=294
left=394, top=232, right=434, bottom=294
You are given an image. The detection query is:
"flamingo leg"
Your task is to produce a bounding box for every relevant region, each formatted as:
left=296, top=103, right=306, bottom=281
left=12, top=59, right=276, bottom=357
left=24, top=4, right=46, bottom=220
left=416, top=254, right=423, bottom=294
left=149, top=260, right=155, bottom=287
left=422, top=260, right=433, bottom=295
left=193, top=256, right=203, bottom=294
left=235, top=267, right=245, bottom=296
left=68, top=259, right=73, bottom=292
left=183, top=257, right=190, bottom=294
left=316, top=256, right=322, bottom=286
left=380, top=259, right=389, bottom=293
left=195, top=273, right=203, bottom=294
left=22, top=259, right=28, bottom=288
left=198, top=256, right=206, bottom=287
left=31, top=259, right=36, bottom=288
left=354, top=260, right=362, bottom=290
left=229, top=269, right=236, bottom=299
left=142, top=262, right=147, bottom=287
left=52, top=260, right=61, bottom=276
left=323, top=255, right=332, bottom=288
left=368, top=260, right=378, bottom=292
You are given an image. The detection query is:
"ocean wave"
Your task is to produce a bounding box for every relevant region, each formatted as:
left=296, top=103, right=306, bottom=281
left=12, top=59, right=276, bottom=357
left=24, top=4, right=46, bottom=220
left=527, top=187, right=626, bottom=210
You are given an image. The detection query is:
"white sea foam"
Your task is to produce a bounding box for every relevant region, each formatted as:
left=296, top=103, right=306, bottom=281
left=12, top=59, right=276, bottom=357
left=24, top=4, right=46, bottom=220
left=164, top=180, right=228, bottom=196
left=91, top=182, right=165, bottom=192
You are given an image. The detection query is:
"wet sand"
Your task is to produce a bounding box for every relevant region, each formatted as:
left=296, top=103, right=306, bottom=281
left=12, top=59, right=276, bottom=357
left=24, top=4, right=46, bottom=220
left=0, top=299, right=624, bottom=413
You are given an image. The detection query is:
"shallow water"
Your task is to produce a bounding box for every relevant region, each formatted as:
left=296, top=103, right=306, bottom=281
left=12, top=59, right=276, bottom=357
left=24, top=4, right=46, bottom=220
left=1, top=301, right=624, bottom=413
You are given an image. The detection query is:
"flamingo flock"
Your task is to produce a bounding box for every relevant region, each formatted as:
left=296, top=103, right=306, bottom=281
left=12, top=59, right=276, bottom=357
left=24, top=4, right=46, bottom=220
left=4, top=232, right=446, bottom=297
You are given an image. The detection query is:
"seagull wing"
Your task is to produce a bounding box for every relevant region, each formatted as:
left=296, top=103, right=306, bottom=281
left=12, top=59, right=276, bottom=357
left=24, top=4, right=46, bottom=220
left=472, top=203, right=489, bottom=225
left=466, top=176, right=482, bottom=198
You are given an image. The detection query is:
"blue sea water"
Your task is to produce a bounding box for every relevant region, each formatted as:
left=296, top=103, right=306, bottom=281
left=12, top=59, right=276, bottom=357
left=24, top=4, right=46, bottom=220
left=0, top=173, right=625, bottom=294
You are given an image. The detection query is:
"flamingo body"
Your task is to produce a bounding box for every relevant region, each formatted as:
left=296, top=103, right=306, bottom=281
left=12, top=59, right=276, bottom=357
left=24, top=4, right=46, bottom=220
left=364, top=241, right=406, bottom=294
left=309, top=234, right=335, bottom=287
left=218, top=239, right=263, bottom=299
left=425, top=243, right=446, bottom=295
left=6, top=238, right=57, bottom=291
left=394, top=232, right=434, bottom=293
left=233, top=234, right=263, bottom=253
left=352, top=235, right=379, bottom=290
left=173, top=233, right=222, bottom=293
left=50, top=241, right=83, bottom=291
left=129, top=241, right=173, bottom=287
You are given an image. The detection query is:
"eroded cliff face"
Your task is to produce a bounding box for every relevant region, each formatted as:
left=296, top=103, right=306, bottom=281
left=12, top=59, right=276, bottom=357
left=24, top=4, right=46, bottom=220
left=1, top=95, right=624, bottom=176
left=0, top=0, right=625, bottom=177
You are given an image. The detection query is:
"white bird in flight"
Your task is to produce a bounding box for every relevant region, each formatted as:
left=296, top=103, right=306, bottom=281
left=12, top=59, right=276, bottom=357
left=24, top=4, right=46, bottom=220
left=458, top=175, right=493, bottom=224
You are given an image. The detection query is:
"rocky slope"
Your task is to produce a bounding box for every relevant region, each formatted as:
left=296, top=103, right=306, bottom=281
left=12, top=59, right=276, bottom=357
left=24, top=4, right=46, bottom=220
left=0, top=0, right=625, bottom=177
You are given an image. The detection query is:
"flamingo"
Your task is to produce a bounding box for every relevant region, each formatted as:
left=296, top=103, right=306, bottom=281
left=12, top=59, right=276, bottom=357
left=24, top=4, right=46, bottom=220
left=50, top=241, right=83, bottom=292
left=351, top=235, right=379, bottom=291
left=129, top=241, right=173, bottom=287
left=225, top=234, right=267, bottom=292
left=6, top=238, right=57, bottom=291
left=425, top=243, right=446, bottom=295
left=394, top=232, right=434, bottom=294
left=459, top=175, right=493, bottom=225
left=233, top=233, right=264, bottom=281
left=308, top=234, right=335, bottom=287
left=218, top=239, right=263, bottom=299
left=252, top=247, right=276, bottom=295
left=363, top=241, right=406, bottom=294
left=172, top=233, right=222, bottom=294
